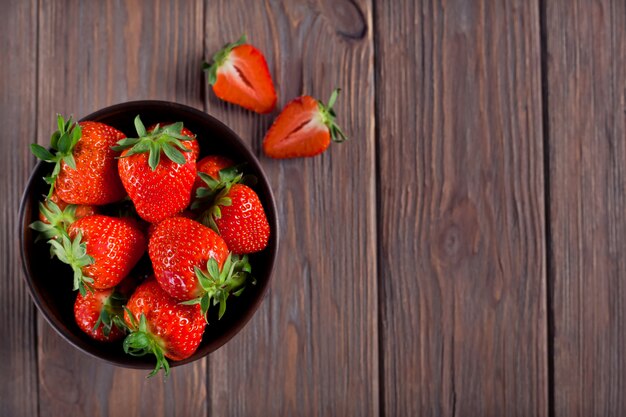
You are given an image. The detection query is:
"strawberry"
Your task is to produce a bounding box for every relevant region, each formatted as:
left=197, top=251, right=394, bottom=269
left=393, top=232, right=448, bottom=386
left=37, top=190, right=97, bottom=225
left=192, top=155, right=233, bottom=198
left=114, top=116, right=199, bottom=223
left=123, top=278, right=206, bottom=377
left=263, top=88, right=347, bottom=158
left=74, top=288, right=126, bottom=342
left=195, top=169, right=269, bottom=254
left=149, top=217, right=251, bottom=319
left=30, top=115, right=126, bottom=204
left=203, top=35, right=277, bottom=114
left=49, top=215, right=146, bottom=294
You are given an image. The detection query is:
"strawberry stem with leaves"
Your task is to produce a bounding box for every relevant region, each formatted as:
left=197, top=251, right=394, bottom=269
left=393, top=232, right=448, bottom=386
left=94, top=290, right=127, bottom=337
left=29, top=200, right=77, bottom=241
left=30, top=115, right=82, bottom=198
left=111, top=115, right=194, bottom=171
left=121, top=310, right=170, bottom=378
left=180, top=253, right=253, bottom=322
left=319, top=88, right=348, bottom=143
left=47, top=232, right=95, bottom=296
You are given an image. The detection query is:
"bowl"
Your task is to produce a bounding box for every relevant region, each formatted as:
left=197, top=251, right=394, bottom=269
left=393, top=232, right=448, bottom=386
left=19, top=100, right=279, bottom=369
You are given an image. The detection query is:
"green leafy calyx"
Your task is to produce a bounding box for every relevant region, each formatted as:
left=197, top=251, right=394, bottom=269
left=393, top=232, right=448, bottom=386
left=122, top=310, right=170, bottom=378
left=47, top=231, right=95, bottom=296
left=93, top=290, right=127, bottom=337
left=29, top=200, right=77, bottom=241
left=318, top=88, right=348, bottom=143
left=111, top=115, right=194, bottom=171
left=30, top=115, right=82, bottom=198
left=202, top=34, right=247, bottom=85
left=180, top=253, right=253, bottom=322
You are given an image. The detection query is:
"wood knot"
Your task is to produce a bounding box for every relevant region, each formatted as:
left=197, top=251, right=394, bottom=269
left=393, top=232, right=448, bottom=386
left=432, top=198, right=481, bottom=266
left=322, top=0, right=367, bottom=40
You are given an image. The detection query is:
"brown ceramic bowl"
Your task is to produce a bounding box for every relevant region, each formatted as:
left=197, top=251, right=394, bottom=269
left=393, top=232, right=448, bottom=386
left=19, top=100, right=278, bottom=369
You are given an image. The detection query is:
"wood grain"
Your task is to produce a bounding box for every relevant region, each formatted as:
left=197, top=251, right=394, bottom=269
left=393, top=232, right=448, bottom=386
left=375, top=0, right=547, bottom=415
left=35, top=0, right=207, bottom=416
left=204, top=1, right=377, bottom=415
left=545, top=1, right=626, bottom=415
left=0, top=0, right=39, bottom=416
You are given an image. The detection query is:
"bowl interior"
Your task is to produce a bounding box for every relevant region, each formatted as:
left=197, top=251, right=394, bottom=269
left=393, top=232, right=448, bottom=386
left=20, top=101, right=278, bottom=369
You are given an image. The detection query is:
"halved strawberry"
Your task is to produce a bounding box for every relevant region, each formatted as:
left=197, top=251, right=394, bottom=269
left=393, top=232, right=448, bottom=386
left=30, top=115, right=127, bottom=204
left=263, top=88, right=347, bottom=158
left=114, top=116, right=199, bottom=223
left=203, top=35, right=277, bottom=114
left=74, top=288, right=126, bottom=342
left=49, top=215, right=147, bottom=294
left=123, top=278, right=206, bottom=377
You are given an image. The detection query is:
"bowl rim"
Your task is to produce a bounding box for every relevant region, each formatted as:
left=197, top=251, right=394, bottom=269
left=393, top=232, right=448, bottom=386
left=19, top=100, right=279, bottom=369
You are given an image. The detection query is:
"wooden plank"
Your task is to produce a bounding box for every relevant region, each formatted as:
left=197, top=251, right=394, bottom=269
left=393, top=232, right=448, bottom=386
left=375, top=0, right=547, bottom=415
left=35, top=1, right=207, bottom=415
left=0, top=0, right=39, bottom=416
left=204, top=1, right=377, bottom=415
left=546, top=1, right=626, bottom=415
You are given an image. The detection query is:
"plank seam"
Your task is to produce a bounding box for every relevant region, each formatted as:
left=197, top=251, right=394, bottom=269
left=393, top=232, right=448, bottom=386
left=372, top=0, right=384, bottom=416
left=538, top=1, right=555, bottom=416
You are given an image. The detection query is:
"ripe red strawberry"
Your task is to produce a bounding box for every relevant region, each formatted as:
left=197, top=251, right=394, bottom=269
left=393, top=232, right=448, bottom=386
left=115, top=116, right=199, bottom=223
left=123, top=278, right=206, bottom=377
left=263, top=88, right=347, bottom=158
left=30, top=115, right=126, bottom=204
left=149, top=217, right=251, bottom=320
left=196, top=172, right=270, bottom=254
left=74, top=288, right=126, bottom=342
left=192, top=155, right=233, bottom=198
left=49, top=215, right=146, bottom=294
left=203, top=35, right=277, bottom=114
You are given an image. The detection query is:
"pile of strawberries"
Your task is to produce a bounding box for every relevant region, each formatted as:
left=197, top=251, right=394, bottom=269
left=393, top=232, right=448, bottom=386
left=29, top=36, right=346, bottom=377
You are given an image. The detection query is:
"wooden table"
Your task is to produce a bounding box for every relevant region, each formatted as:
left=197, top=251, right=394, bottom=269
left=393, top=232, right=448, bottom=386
left=2, top=0, right=624, bottom=416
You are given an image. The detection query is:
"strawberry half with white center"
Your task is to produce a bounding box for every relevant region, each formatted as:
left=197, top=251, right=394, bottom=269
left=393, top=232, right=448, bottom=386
left=114, top=116, right=199, bottom=223
left=194, top=167, right=270, bottom=254
left=122, top=278, right=206, bottom=377
left=49, top=215, right=147, bottom=294
left=263, top=88, right=348, bottom=158
left=203, top=35, right=277, bottom=114
left=74, top=288, right=126, bottom=342
left=31, top=115, right=127, bottom=204
left=149, top=217, right=252, bottom=320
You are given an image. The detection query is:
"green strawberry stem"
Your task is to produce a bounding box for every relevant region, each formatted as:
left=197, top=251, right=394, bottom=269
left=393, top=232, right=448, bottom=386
left=318, top=88, right=348, bottom=143
left=93, top=290, right=127, bottom=337
left=192, top=165, right=256, bottom=233
left=122, top=310, right=170, bottom=378
left=202, top=34, right=247, bottom=85
left=180, top=253, right=253, bottom=322
left=111, top=115, right=194, bottom=171
left=47, top=232, right=95, bottom=296
left=29, top=200, right=76, bottom=241
left=30, top=115, right=82, bottom=198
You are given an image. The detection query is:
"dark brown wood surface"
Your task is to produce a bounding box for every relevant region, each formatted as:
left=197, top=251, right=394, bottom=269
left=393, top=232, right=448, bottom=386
left=376, top=0, right=547, bottom=415
left=545, top=1, right=626, bottom=416
left=1, top=0, right=625, bottom=416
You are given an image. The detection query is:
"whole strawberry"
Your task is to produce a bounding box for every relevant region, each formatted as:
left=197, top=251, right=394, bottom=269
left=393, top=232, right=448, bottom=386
left=114, top=116, right=199, bottom=223
left=50, top=215, right=146, bottom=294
left=149, top=217, right=251, bottom=320
left=74, top=288, right=126, bottom=342
left=195, top=169, right=270, bottom=254
left=30, top=115, right=126, bottom=204
left=123, top=278, right=206, bottom=377
left=203, top=35, right=277, bottom=114
left=263, top=88, right=347, bottom=158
